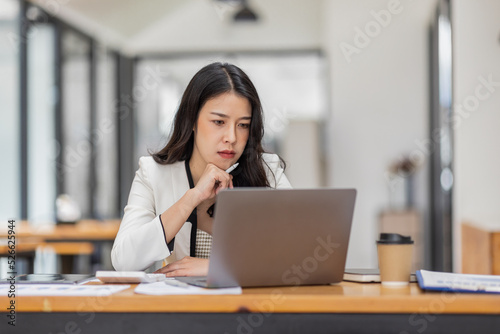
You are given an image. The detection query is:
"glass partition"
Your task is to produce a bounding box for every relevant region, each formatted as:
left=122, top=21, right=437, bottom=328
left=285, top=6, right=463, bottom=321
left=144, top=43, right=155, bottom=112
left=94, top=45, right=118, bottom=219
left=60, top=29, right=91, bottom=218
left=26, top=19, right=57, bottom=223
left=0, top=0, right=20, bottom=220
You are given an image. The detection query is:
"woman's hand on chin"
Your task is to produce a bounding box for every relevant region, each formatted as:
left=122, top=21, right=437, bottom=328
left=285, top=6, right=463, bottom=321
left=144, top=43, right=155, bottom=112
left=154, top=256, right=209, bottom=277
left=193, top=163, right=233, bottom=202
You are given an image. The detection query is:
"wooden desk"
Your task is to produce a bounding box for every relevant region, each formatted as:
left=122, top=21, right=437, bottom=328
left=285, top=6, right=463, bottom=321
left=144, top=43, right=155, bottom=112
left=0, top=240, right=95, bottom=274
left=0, top=220, right=120, bottom=274
left=462, top=222, right=500, bottom=275
left=1, top=282, right=499, bottom=333
left=0, top=220, right=120, bottom=242
left=0, top=239, right=40, bottom=274
left=0, top=241, right=40, bottom=256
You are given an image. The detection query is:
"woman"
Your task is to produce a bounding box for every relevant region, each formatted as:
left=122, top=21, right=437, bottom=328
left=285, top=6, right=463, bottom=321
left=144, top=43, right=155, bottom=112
left=111, top=62, right=291, bottom=276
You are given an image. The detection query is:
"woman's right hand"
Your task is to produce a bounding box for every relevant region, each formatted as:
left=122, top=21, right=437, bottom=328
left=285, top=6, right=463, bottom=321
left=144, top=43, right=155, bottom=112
left=192, top=163, right=233, bottom=203
left=160, top=163, right=232, bottom=244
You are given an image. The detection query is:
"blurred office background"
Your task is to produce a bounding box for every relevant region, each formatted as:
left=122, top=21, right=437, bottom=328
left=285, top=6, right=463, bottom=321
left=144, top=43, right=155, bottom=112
left=1, top=0, right=499, bottom=274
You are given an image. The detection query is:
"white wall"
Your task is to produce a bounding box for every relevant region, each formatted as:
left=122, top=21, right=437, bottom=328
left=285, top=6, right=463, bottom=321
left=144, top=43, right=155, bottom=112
left=321, top=0, right=438, bottom=268
left=283, top=121, right=323, bottom=188
left=452, top=0, right=500, bottom=272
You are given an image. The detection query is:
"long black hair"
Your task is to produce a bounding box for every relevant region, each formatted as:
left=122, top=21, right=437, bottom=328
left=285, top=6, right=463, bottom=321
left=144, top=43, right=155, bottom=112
left=152, top=62, right=282, bottom=187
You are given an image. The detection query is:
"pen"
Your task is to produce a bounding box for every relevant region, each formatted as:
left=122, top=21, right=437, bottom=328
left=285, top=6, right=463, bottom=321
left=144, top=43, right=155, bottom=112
left=207, top=163, right=239, bottom=218
left=225, top=163, right=239, bottom=174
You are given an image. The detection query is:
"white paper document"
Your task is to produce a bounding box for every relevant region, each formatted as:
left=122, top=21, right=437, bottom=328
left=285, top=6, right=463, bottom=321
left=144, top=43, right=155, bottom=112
left=0, top=284, right=130, bottom=296
left=417, top=270, right=500, bottom=293
left=134, top=280, right=242, bottom=295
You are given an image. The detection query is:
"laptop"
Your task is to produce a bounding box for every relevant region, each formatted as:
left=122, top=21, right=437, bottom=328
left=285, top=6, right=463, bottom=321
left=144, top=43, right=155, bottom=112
left=177, top=188, right=356, bottom=288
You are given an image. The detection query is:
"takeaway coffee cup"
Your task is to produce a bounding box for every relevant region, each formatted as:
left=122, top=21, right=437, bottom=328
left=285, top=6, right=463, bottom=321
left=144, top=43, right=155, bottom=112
left=377, top=233, right=414, bottom=287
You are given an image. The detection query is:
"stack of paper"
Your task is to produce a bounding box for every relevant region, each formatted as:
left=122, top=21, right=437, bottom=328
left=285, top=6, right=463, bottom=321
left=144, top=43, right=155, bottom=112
left=417, top=270, right=500, bottom=293
left=0, top=284, right=130, bottom=296
left=134, top=280, right=242, bottom=295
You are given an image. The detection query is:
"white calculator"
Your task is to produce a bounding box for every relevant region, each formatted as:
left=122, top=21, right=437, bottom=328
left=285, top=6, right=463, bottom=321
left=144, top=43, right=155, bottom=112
left=96, top=271, right=167, bottom=283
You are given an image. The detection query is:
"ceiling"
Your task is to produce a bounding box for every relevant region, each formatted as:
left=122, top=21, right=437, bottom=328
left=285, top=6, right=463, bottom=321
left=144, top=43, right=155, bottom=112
left=28, top=0, right=247, bottom=49
left=27, top=0, right=322, bottom=55
left=47, top=0, right=186, bottom=37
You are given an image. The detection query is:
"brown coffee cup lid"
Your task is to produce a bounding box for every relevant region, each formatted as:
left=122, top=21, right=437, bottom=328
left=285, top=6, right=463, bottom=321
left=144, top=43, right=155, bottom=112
left=377, top=233, right=414, bottom=244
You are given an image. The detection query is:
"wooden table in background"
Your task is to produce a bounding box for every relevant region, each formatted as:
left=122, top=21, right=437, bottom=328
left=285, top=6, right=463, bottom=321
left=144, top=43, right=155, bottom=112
left=462, top=222, right=500, bottom=275
left=0, top=220, right=120, bottom=274
left=0, top=220, right=120, bottom=242
left=0, top=239, right=41, bottom=273
left=1, top=282, right=499, bottom=333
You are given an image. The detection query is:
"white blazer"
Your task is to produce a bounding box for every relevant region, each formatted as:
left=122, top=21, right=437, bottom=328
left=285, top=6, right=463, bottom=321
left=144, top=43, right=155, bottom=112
left=111, top=153, right=291, bottom=271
